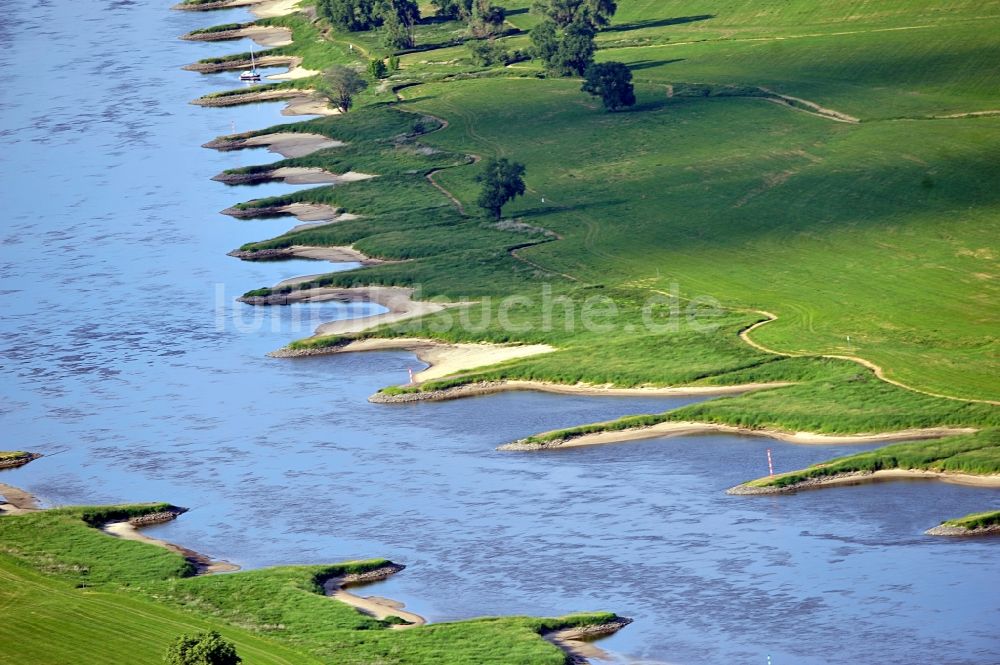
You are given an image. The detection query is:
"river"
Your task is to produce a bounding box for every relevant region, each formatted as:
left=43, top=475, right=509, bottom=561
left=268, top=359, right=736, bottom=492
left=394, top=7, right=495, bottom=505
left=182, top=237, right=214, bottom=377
left=1, top=2, right=997, bottom=663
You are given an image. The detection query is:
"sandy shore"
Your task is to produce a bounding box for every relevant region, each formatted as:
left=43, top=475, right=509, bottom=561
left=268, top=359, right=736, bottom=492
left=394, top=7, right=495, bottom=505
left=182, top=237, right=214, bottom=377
left=240, top=286, right=465, bottom=338
left=212, top=167, right=374, bottom=186
left=543, top=618, right=633, bottom=665
left=183, top=54, right=298, bottom=73
left=176, top=0, right=302, bottom=18
left=502, top=423, right=977, bottom=451
left=229, top=244, right=382, bottom=265
left=295, top=337, right=555, bottom=382
left=279, top=167, right=373, bottom=185
left=728, top=468, right=1000, bottom=496
left=925, top=522, right=1000, bottom=537
left=370, top=378, right=795, bottom=404
left=0, top=482, right=41, bottom=515
left=322, top=565, right=425, bottom=629
left=183, top=24, right=292, bottom=47
left=268, top=65, right=320, bottom=81
left=103, top=521, right=240, bottom=574
left=244, top=132, right=343, bottom=158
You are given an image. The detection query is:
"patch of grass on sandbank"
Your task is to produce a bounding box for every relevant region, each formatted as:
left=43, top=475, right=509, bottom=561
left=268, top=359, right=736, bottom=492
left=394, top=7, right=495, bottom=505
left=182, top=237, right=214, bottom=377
left=941, top=510, right=1000, bottom=530
left=745, top=429, right=1000, bottom=488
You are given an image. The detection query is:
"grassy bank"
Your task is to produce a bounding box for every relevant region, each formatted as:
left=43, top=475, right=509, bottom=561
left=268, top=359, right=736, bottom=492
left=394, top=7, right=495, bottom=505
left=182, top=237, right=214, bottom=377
left=743, top=429, right=1000, bottom=489
left=0, top=503, right=625, bottom=664
left=940, top=510, right=1000, bottom=530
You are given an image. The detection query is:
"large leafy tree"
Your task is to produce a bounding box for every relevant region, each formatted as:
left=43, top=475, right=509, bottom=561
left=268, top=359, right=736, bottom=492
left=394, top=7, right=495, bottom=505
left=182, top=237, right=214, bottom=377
left=532, top=0, right=616, bottom=28
left=164, top=631, right=241, bottom=665
left=469, top=0, right=507, bottom=37
left=317, top=0, right=378, bottom=31
left=320, top=65, right=369, bottom=113
left=477, top=158, right=527, bottom=220
left=582, top=61, right=636, bottom=111
left=532, top=16, right=595, bottom=76
left=317, top=0, right=419, bottom=34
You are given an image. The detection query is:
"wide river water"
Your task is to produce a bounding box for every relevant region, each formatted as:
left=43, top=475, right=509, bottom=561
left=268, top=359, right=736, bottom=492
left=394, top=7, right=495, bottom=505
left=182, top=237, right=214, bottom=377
left=2, top=2, right=998, bottom=664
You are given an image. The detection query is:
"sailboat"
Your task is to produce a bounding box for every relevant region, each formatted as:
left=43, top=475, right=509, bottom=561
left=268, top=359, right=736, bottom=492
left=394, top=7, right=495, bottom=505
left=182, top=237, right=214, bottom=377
left=240, top=45, right=261, bottom=82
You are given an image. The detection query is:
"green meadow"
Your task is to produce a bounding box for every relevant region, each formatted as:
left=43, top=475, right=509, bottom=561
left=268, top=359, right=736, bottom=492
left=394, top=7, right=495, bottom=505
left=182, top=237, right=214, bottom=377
left=0, top=505, right=613, bottom=665
left=9, top=1, right=996, bottom=662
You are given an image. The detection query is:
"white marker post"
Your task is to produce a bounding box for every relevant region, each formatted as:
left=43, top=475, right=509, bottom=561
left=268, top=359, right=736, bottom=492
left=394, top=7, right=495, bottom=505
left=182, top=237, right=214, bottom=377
left=408, top=368, right=415, bottom=384
left=767, top=448, right=774, bottom=477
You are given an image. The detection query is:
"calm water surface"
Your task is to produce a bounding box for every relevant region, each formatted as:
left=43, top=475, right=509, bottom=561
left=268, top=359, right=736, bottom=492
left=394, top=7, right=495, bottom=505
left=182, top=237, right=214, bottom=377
left=1, top=2, right=997, bottom=664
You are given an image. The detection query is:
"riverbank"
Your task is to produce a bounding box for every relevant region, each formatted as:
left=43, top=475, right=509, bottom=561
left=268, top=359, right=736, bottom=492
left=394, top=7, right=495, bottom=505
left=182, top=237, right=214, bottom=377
left=228, top=244, right=380, bottom=264
left=182, top=24, right=292, bottom=47
left=501, top=422, right=975, bottom=451
left=212, top=166, right=374, bottom=186
left=275, top=337, right=555, bottom=381
left=193, top=89, right=335, bottom=116
left=727, top=468, right=1000, bottom=495
left=204, top=131, right=346, bottom=158
left=238, top=285, right=465, bottom=338
left=0, top=482, right=40, bottom=515
left=173, top=0, right=301, bottom=20
left=0, top=451, right=41, bottom=470
left=102, top=517, right=241, bottom=575
left=543, top=617, right=634, bottom=665
left=322, top=563, right=426, bottom=629
left=925, top=510, right=1000, bottom=536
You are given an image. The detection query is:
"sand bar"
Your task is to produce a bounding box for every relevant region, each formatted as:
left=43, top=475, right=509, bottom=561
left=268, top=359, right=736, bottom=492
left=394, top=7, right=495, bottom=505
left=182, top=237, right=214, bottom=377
left=502, top=423, right=978, bottom=451
left=241, top=132, right=345, bottom=158
left=103, top=521, right=240, bottom=574
left=273, top=167, right=374, bottom=185
left=268, top=65, right=320, bottom=81
left=327, top=337, right=556, bottom=381
left=323, top=577, right=426, bottom=629
left=0, top=483, right=41, bottom=515
left=728, top=468, right=1000, bottom=496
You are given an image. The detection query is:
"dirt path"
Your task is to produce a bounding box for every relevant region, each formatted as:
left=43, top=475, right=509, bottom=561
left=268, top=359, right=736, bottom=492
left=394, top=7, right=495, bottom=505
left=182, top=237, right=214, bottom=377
left=739, top=312, right=999, bottom=405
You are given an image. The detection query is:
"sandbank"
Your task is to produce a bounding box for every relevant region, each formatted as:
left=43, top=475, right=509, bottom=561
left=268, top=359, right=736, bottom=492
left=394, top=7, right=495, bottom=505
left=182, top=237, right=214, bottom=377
left=102, top=521, right=240, bottom=574
left=322, top=565, right=425, bottom=629
left=728, top=468, right=1000, bottom=496
left=315, top=337, right=556, bottom=382
left=237, top=132, right=345, bottom=158
left=502, top=423, right=977, bottom=451
left=0, top=482, right=41, bottom=515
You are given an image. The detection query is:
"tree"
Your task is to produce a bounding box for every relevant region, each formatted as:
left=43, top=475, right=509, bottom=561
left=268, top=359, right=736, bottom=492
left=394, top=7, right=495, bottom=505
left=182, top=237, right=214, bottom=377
left=553, top=17, right=595, bottom=75
left=320, top=66, right=369, bottom=112
left=532, top=0, right=616, bottom=28
left=582, top=61, right=635, bottom=111
left=530, top=19, right=559, bottom=65
left=468, top=0, right=506, bottom=37
left=164, top=631, right=241, bottom=665
left=477, top=158, right=526, bottom=220
left=317, top=0, right=378, bottom=31
left=368, top=58, right=388, bottom=78
left=431, top=0, right=468, bottom=19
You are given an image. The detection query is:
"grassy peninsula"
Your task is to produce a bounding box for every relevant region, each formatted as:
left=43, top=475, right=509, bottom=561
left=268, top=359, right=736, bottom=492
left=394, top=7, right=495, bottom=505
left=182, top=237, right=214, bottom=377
left=0, top=503, right=624, bottom=664
left=199, top=0, right=998, bottom=516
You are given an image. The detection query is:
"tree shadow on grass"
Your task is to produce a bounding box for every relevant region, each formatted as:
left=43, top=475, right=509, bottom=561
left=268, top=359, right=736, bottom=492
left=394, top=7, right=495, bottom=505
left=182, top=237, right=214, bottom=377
left=517, top=198, right=629, bottom=219
left=603, top=15, right=715, bottom=34
left=628, top=59, right=685, bottom=71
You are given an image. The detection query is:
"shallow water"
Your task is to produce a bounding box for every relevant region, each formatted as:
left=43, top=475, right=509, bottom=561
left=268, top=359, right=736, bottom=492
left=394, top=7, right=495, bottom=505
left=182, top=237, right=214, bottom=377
left=1, top=2, right=998, bottom=664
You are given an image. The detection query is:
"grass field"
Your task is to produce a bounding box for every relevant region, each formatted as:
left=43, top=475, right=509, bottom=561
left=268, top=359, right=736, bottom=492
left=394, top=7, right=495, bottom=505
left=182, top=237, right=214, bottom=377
left=216, top=2, right=999, bottom=405
left=11, top=2, right=996, bottom=661
left=0, top=505, right=619, bottom=664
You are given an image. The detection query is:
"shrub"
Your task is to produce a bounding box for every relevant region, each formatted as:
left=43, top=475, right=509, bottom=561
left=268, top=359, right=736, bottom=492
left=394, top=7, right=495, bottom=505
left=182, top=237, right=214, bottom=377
left=164, top=631, right=241, bottom=665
